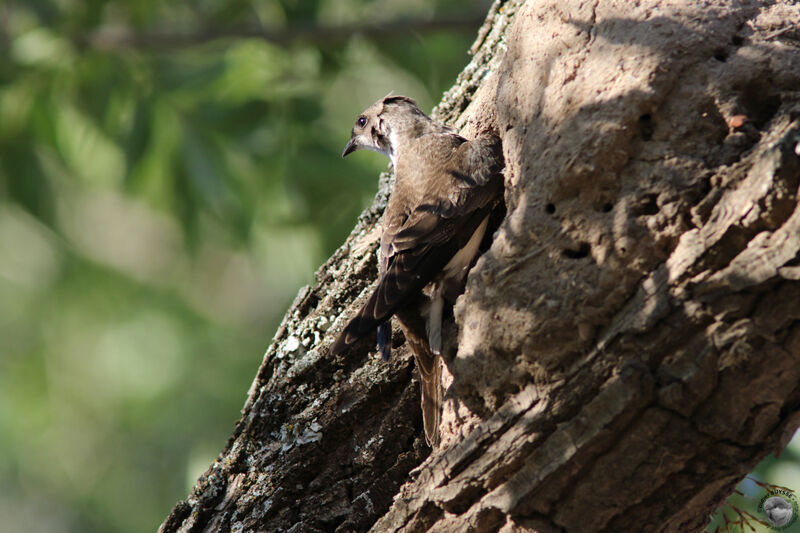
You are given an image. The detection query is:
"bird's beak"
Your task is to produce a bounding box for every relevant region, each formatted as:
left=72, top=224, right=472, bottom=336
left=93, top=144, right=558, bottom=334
left=342, top=138, right=357, bottom=158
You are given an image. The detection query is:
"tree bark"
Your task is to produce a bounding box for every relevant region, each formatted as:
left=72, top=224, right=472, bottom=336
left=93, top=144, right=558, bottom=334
left=160, top=1, right=800, bottom=532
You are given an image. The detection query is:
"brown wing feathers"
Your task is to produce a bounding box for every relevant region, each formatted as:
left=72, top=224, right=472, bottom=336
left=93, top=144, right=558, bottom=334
left=330, top=198, right=497, bottom=355
left=331, top=227, right=454, bottom=354
left=330, top=133, right=503, bottom=357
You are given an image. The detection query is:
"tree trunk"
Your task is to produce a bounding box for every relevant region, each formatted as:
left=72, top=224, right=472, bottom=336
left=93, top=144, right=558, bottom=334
left=160, top=1, right=800, bottom=531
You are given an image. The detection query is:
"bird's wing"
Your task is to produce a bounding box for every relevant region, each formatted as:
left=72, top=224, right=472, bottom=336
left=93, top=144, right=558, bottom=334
left=330, top=134, right=503, bottom=355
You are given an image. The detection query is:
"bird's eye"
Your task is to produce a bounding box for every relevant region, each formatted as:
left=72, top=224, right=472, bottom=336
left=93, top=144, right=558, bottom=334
left=356, top=116, right=367, bottom=128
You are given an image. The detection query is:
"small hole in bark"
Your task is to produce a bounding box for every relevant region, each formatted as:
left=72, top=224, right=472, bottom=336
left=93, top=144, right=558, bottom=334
left=732, top=35, right=744, bottom=47
left=562, top=242, right=591, bottom=259
left=713, top=50, right=728, bottom=62
left=638, top=114, right=654, bottom=141
left=545, top=203, right=556, bottom=214
left=740, top=81, right=782, bottom=129
left=636, top=193, right=659, bottom=216
left=602, top=202, right=613, bottom=213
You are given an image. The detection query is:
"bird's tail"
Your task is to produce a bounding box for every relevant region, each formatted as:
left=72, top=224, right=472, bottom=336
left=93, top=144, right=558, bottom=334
left=402, top=324, right=442, bottom=447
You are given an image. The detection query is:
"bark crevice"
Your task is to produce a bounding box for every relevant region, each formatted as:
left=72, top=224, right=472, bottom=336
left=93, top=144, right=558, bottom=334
left=160, top=1, right=800, bottom=532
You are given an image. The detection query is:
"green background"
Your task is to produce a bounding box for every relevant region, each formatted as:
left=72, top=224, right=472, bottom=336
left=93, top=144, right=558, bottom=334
left=0, top=1, right=795, bottom=532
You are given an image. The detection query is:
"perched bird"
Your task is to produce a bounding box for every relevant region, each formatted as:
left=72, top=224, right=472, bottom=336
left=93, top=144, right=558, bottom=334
left=331, top=95, right=504, bottom=446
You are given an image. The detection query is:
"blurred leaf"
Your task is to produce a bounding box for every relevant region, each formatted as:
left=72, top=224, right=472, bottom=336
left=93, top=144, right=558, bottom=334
left=0, top=2, right=501, bottom=532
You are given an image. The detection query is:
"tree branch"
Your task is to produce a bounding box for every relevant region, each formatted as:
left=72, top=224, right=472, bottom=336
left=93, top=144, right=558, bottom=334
left=81, top=14, right=489, bottom=51
left=159, top=1, right=800, bottom=532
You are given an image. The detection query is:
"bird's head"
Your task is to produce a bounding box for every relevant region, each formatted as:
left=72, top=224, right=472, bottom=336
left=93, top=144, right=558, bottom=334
left=341, top=95, right=426, bottom=161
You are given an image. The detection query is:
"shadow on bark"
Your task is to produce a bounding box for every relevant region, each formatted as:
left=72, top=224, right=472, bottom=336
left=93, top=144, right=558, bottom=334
left=160, top=1, right=800, bottom=532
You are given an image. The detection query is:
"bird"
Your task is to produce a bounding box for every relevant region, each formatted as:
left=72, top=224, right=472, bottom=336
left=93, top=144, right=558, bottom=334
left=330, top=95, right=504, bottom=447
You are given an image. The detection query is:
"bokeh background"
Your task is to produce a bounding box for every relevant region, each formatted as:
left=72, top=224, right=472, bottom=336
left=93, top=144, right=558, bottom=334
left=0, top=1, right=796, bottom=532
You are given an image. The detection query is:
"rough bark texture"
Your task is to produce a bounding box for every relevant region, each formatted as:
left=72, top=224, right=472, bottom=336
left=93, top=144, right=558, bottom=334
left=160, top=1, right=800, bottom=532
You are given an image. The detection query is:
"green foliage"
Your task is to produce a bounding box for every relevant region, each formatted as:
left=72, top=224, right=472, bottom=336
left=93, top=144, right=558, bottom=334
left=707, top=451, right=800, bottom=533
left=0, top=1, right=483, bottom=531
left=4, top=2, right=796, bottom=532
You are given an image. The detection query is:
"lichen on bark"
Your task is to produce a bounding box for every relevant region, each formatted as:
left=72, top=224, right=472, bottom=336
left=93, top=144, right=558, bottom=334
left=160, top=1, right=800, bottom=532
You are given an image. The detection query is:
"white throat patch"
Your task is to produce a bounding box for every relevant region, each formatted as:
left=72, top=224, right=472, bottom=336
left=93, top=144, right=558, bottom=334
left=387, top=128, right=398, bottom=167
